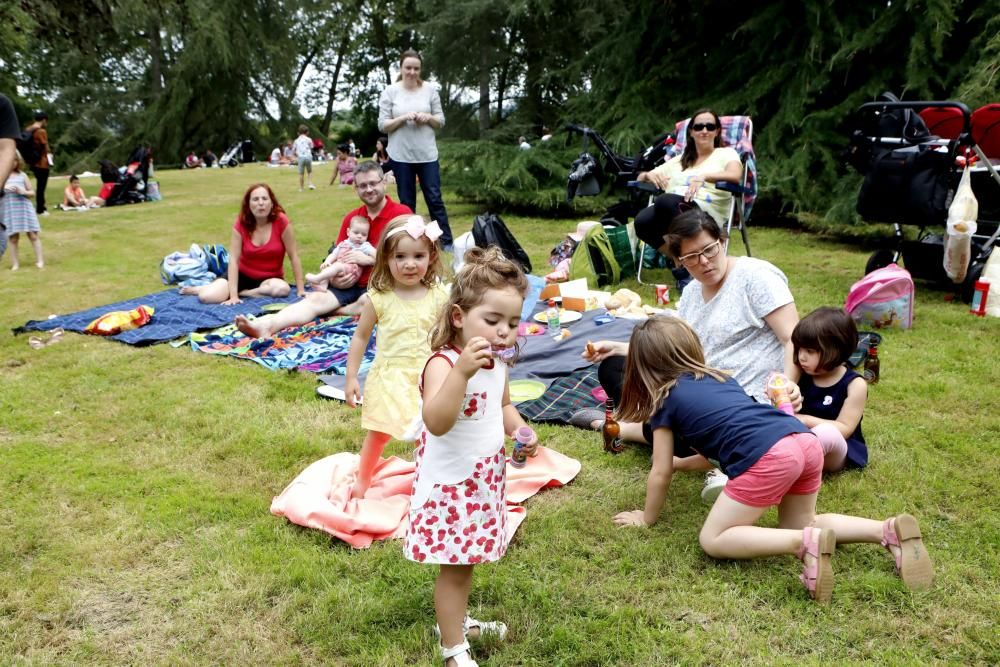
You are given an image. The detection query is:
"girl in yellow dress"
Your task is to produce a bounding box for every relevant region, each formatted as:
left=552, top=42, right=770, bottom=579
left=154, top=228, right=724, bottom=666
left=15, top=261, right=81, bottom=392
left=345, top=214, right=450, bottom=498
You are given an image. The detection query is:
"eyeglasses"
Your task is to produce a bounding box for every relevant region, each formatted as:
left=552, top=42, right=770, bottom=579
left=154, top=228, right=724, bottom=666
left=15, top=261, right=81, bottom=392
left=354, top=178, right=383, bottom=191
left=691, top=122, right=718, bottom=132
left=677, top=240, right=722, bottom=267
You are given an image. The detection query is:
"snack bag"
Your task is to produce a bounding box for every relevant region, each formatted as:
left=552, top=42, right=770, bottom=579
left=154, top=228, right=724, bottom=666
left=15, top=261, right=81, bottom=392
left=85, top=305, right=155, bottom=336
left=944, top=167, right=978, bottom=283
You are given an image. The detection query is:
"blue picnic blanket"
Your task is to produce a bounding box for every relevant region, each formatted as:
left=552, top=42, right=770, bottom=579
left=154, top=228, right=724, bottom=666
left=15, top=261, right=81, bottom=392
left=15, top=288, right=302, bottom=346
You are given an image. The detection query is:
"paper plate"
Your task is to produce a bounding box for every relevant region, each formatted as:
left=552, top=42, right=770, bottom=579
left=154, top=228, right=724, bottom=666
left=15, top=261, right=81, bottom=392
left=508, top=379, right=547, bottom=403
left=533, top=309, right=582, bottom=324
left=518, top=321, right=547, bottom=336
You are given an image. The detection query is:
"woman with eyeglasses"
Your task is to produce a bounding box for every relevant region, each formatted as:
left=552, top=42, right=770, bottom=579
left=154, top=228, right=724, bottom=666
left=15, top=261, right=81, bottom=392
left=581, top=209, right=801, bottom=494
left=633, top=109, right=742, bottom=258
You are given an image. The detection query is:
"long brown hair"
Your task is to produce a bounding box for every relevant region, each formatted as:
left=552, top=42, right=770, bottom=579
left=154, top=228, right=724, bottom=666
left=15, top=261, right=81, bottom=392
left=238, top=183, right=284, bottom=232
left=367, top=215, right=447, bottom=293
left=617, top=317, right=728, bottom=423
left=428, top=246, right=529, bottom=352
left=680, top=108, right=723, bottom=170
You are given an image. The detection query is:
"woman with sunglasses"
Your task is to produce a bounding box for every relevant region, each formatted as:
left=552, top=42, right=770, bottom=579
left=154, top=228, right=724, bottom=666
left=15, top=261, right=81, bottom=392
left=633, top=109, right=742, bottom=258
left=581, top=208, right=801, bottom=498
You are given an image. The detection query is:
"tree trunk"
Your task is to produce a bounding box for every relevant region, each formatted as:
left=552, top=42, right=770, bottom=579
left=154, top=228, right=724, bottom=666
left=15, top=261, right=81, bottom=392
left=494, top=28, right=516, bottom=123
left=478, top=46, right=490, bottom=135
left=370, top=7, right=393, bottom=86
left=149, top=16, right=164, bottom=97
left=321, top=34, right=351, bottom=135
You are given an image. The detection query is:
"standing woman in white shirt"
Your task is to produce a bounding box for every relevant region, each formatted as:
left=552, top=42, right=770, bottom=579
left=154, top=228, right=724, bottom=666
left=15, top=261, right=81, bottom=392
left=378, top=49, right=453, bottom=249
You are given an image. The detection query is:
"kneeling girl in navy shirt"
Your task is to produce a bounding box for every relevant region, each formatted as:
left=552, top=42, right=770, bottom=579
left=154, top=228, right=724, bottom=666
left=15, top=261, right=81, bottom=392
left=612, top=316, right=932, bottom=602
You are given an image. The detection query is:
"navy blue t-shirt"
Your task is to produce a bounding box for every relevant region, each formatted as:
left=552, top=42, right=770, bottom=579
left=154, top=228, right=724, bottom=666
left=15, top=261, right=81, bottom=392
left=800, top=369, right=868, bottom=468
left=649, top=374, right=810, bottom=478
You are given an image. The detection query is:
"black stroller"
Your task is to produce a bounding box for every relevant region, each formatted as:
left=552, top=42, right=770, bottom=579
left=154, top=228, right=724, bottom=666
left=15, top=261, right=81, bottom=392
left=849, top=97, right=1000, bottom=301
left=98, top=146, right=153, bottom=206
left=219, top=139, right=254, bottom=167
left=564, top=123, right=674, bottom=223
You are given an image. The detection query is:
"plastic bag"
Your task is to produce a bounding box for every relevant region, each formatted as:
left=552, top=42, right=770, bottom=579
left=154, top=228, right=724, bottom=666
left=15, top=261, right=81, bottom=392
left=944, top=167, right=978, bottom=282
left=85, top=305, right=155, bottom=336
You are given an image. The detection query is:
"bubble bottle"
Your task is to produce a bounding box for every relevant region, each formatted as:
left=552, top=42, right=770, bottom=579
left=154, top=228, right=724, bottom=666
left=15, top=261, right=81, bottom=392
left=511, top=426, right=535, bottom=468
left=766, top=373, right=795, bottom=415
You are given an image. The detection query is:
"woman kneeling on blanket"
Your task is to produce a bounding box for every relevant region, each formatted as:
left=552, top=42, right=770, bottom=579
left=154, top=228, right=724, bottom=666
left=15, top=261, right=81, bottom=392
left=181, top=183, right=305, bottom=304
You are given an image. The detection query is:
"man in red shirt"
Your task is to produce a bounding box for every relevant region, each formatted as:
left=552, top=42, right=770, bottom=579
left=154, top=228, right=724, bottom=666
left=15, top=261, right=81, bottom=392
left=236, top=161, right=411, bottom=338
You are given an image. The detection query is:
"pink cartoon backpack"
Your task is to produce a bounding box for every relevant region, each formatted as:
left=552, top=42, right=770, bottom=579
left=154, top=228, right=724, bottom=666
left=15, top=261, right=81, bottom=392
left=845, top=263, right=914, bottom=330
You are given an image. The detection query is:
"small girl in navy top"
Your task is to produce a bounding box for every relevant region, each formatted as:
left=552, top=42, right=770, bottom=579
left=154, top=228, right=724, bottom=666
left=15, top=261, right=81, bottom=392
left=613, top=316, right=933, bottom=602
left=792, top=307, right=868, bottom=471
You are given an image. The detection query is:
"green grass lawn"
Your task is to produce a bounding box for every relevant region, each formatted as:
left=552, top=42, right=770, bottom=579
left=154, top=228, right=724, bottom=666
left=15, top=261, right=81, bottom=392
left=1, top=164, right=998, bottom=665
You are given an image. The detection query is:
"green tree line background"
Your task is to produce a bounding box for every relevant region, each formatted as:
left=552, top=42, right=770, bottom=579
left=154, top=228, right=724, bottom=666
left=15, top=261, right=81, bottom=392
left=4, top=0, right=998, bottom=229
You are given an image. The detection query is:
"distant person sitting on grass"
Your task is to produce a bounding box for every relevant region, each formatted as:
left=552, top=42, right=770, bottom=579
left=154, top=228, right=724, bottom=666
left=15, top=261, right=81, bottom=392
left=180, top=183, right=305, bottom=304
left=305, top=214, right=375, bottom=291
left=330, top=144, right=357, bottom=186
left=236, top=160, right=411, bottom=338
left=61, top=175, right=98, bottom=209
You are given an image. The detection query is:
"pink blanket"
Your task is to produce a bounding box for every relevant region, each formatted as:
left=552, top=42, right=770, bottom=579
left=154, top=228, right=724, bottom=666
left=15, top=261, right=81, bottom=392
left=270, top=446, right=581, bottom=549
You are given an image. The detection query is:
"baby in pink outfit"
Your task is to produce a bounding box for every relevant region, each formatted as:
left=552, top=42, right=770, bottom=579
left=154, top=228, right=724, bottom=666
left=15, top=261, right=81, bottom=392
left=306, top=216, right=376, bottom=290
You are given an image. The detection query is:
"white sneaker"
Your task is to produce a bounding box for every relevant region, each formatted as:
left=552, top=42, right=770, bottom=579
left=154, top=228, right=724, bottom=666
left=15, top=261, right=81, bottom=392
left=701, top=469, right=728, bottom=504
left=308, top=183, right=316, bottom=190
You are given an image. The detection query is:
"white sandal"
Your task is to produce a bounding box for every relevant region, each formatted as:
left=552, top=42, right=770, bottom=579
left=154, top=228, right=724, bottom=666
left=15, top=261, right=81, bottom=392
left=441, top=640, right=478, bottom=666
left=435, top=615, right=508, bottom=642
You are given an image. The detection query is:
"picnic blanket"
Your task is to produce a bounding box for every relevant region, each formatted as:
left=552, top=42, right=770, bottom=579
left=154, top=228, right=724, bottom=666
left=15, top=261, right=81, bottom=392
left=191, top=315, right=377, bottom=374
left=516, top=367, right=603, bottom=423
left=317, top=306, right=643, bottom=399
left=15, top=288, right=302, bottom=346
left=270, top=446, right=581, bottom=549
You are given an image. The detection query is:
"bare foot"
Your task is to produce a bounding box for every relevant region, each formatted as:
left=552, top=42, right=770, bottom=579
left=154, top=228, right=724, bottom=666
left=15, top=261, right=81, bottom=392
left=35, top=262, right=44, bottom=269
left=179, top=285, right=200, bottom=295
left=235, top=314, right=272, bottom=338
left=10, top=265, right=19, bottom=271
left=305, top=272, right=320, bottom=283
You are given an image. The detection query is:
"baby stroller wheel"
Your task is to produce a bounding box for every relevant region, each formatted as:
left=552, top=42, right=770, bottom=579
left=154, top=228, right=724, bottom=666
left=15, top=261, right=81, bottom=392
left=865, top=248, right=898, bottom=275
left=960, top=260, right=986, bottom=303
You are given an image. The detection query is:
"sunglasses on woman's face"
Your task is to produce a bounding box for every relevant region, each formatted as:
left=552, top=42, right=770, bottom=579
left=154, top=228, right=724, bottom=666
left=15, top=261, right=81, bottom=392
left=691, top=122, right=718, bottom=132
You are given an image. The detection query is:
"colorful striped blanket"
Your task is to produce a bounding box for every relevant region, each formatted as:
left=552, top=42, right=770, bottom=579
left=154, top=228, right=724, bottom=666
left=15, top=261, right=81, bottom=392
left=190, top=315, right=376, bottom=374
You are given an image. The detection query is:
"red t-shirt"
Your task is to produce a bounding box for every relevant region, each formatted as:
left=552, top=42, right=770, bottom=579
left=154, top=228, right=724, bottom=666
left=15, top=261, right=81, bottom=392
left=234, top=212, right=290, bottom=280
left=336, top=196, right=412, bottom=286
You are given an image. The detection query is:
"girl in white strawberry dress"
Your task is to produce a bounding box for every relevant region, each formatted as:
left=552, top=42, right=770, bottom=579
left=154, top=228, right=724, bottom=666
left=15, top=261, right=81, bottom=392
left=405, top=246, right=538, bottom=667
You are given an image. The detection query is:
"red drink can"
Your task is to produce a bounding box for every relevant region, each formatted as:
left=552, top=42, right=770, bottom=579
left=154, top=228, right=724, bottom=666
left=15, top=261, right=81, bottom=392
left=655, top=284, right=670, bottom=305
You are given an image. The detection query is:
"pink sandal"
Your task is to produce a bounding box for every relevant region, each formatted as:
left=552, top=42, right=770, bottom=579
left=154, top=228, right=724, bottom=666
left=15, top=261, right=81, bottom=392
left=797, top=526, right=836, bottom=603
left=881, top=514, right=934, bottom=590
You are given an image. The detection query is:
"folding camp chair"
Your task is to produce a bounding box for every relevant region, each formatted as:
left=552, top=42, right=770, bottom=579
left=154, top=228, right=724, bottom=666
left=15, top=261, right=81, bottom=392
left=633, top=115, right=757, bottom=284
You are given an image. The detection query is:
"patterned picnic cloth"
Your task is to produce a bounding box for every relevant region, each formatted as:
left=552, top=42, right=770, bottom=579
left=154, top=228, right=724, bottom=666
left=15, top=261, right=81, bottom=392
left=15, top=288, right=302, bottom=346
left=190, top=315, right=376, bottom=373
left=516, top=367, right=603, bottom=423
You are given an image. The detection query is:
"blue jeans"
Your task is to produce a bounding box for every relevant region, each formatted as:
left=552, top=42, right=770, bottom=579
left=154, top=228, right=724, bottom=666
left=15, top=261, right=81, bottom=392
left=391, top=160, right=453, bottom=246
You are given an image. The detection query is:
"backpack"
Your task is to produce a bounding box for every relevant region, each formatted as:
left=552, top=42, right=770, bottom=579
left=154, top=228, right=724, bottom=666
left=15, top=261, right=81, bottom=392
left=159, top=243, right=224, bottom=287
left=845, top=263, right=914, bottom=330
left=569, top=224, right=620, bottom=286
left=15, top=129, right=41, bottom=166
left=471, top=213, right=532, bottom=273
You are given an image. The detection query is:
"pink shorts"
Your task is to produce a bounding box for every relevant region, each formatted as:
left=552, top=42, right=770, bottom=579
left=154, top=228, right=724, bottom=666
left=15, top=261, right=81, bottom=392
left=724, top=432, right=823, bottom=507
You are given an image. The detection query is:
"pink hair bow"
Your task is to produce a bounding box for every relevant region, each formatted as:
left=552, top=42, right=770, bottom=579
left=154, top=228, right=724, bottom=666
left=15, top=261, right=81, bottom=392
left=403, top=215, right=443, bottom=242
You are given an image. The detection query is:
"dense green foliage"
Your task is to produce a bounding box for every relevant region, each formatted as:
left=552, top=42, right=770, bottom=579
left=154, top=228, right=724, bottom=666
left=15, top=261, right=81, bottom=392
left=5, top=0, right=999, bottom=227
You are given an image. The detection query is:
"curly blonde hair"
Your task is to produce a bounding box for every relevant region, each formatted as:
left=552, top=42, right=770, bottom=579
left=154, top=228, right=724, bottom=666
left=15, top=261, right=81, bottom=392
left=367, top=215, right=447, bottom=292
left=616, top=316, right=728, bottom=423
left=428, top=246, right=529, bottom=353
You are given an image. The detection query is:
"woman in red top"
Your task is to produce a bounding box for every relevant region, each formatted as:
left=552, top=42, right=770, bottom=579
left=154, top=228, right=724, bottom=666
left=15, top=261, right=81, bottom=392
left=181, top=183, right=305, bottom=304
